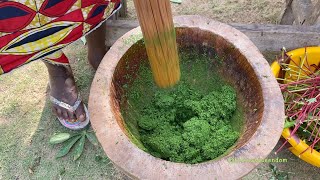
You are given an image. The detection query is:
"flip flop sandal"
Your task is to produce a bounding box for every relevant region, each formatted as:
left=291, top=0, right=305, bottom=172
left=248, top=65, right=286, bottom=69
left=50, top=93, right=90, bottom=130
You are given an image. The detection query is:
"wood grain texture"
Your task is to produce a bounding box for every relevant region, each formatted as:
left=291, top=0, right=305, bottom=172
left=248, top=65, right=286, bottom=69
left=105, top=20, right=320, bottom=52
left=230, top=23, right=320, bottom=51
left=133, top=0, right=180, bottom=88
left=279, top=0, right=295, bottom=25
left=291, top=0, right=313, bottom=25
left=304, top=0, right=320, bottom=25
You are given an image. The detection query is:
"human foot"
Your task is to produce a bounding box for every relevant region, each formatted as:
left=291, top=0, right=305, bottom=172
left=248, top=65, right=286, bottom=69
left=44, top=62, right=88, bottom=129
left=86, top=22, right=108, bottom=70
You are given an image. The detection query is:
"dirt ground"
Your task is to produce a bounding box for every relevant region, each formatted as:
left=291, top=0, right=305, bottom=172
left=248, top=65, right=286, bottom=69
left=126, top=0, right=283, bottom=24
left=1, top=0, right=320, bottom=179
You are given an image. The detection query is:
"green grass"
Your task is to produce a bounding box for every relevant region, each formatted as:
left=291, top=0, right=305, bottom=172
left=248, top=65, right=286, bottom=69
left=126, top=0, right=283, bottom=24
left=0, top=41, right=124, bottom=179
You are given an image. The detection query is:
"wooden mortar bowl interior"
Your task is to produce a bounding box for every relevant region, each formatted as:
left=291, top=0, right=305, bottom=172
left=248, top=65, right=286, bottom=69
left=89, top=16, right=285, bottom=179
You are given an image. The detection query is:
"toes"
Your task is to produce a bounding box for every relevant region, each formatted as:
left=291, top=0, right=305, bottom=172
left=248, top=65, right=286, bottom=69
left=75, top=104, right=86, bottom=122
left=67, top=110, right=75, bottom=120
left=78, top=114, right=86, bottom=122
left=53, top=106, right=73, bottom=120
left=52, top=107, right=58, bottom=116
left=53, top=104, right=86, bottom=122
left=62, top=111, right=69, bottom=120
left=56, top=108, right=63, bottom=119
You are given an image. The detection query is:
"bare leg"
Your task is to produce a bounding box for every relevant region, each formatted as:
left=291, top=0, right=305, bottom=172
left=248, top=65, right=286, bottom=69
left=86, top=21, right=108, bottom=70
left=43, top=52, right=86, bottom=123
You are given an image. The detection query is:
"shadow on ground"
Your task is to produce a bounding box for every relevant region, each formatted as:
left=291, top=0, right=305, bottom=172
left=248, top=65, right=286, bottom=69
left=0, top=41, right=125, bottom=179
left=21, top=95, right=124, bottom=179
left=0, top=77, right=124, bottom=179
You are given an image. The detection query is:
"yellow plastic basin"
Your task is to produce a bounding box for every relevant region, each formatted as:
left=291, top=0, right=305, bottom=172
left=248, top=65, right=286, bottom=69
left=271, top=46, right=320, bottom=167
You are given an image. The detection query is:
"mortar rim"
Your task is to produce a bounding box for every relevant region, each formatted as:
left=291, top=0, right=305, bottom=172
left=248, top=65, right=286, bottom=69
left=89, top=15, right=285, bottom=179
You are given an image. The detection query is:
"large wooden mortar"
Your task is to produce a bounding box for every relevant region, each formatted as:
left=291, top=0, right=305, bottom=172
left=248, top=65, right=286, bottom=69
left=89, top=16, right=285, bottom=179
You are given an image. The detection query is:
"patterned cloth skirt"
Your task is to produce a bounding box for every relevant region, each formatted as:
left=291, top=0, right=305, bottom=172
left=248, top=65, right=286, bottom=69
left=0, top=0, right=121, bottom=75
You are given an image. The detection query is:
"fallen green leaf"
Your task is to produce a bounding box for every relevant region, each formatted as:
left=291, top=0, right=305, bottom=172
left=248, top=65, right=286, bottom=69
left=56, top=135, right=82, bottom=158
left=269, top=164, right=277, bottom=173
left=49, top=133, right=71, bottom=144
left=95, top=155, right=109, bottom=163
left=73, top=135, right=86, bottom=161
left=86, top=133, right=99, bottom=147
left=95, top=155, right=102, bottom=162
left=284, top=121, right=295, bottom=129
left=276, top=173, right=289, bottom=180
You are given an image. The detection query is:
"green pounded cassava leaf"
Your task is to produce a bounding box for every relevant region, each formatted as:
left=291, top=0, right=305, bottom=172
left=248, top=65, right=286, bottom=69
left=56, top=135, right=82, bottom=158
left=284, top=121, right=295, bottom=129
left=86, top=133, right=99, bottom=147
left=73, top=135, right=86, bottom=161
left=49, top=133, right=71, bottom=144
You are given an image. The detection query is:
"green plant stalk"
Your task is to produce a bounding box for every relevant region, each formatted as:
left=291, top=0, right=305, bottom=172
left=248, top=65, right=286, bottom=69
left=297, top=53, right=307, bottom=83
left=276, top=48, right=320, bottom=154
left=280, top=62, right=314, bottom=75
